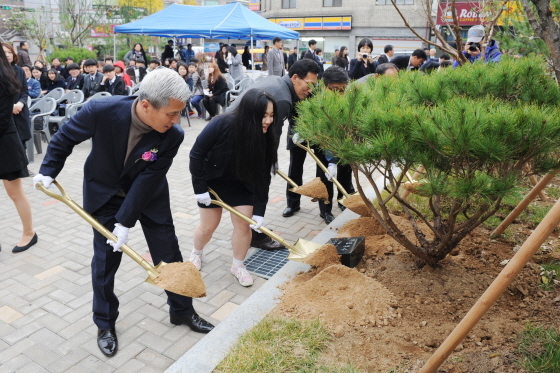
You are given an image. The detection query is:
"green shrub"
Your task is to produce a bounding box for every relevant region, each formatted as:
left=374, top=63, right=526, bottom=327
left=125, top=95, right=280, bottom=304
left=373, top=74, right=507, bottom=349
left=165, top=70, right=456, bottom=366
left=49, top=47, right=96, bottom=64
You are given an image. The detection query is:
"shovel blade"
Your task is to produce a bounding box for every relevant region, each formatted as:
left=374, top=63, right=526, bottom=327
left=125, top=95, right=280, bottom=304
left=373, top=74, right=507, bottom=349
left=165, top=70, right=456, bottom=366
left=144, top=261, right=166, bottom=286
left=145, top=261, right=207, bottom=298
left=287, top=239, right=323, bottom=262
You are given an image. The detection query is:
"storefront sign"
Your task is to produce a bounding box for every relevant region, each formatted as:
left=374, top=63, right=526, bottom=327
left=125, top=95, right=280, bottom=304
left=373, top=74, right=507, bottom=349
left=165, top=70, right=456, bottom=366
left=269, top=16, right=351, bottom=30
left=436, top=2, right=488, bottom=25
left=248, top=0, right=260, bottom=11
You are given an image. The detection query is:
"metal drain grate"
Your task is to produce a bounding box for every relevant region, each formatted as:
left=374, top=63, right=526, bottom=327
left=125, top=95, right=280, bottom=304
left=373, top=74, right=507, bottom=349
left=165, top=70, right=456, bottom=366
left=244, top=248, right=289, bottom=279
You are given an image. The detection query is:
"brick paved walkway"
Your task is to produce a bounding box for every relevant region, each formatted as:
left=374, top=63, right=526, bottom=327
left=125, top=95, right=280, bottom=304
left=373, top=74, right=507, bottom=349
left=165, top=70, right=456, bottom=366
left=0, top=116, right=337, bottom=372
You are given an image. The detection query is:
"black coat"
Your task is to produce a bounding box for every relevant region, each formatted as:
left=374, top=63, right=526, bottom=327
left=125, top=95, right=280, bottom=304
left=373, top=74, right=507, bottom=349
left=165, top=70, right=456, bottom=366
left=45, top=79, right=67, bottom=93
left=349, top=58, right=377, bottom=79
left=242, top=52, right=251, bottom=69
left=391, top=56, right=417, bottom=71
left=100, top=76, right=126, bottom=96
left=66, top=74, right=85, bottom=91
left=288, top=53, right=298, bottom=69
left=217, top=57, right=229, bottom=74
left=335, top=56, right=349, bottom=70
left=208, top=76, right=228, bottom=106
left=82, top=72, right=104, bottom=99
left=12, top=65, right=31, bottom=143
left=377, top=54, right=390, bottom=64
left=1, top=90, right=28, bottom=175
left=189, top=114, right=270, bottom=216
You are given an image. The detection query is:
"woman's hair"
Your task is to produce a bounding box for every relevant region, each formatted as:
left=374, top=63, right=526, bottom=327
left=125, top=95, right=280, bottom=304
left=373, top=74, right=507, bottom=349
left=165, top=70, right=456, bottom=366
left=339, top=46, right=348, bottom=58
left=34, top=60, right=45, bottom=68
left=0, top=44, right=21, bottom=95
left=264, top=46, right=269, bottom=52
left=207, top=62, right=222, bottom=81
left=133, top=43, right=144, bottom=52
left=1, top=42, right=18, bottom=65
left=228, top=46, right=238, bottom=56
left=47, top=68, right=61, bottom=82
left=229, top=88, right=278, bottom=191
left=357, top=38, right=374, bottom=52
left=218, top=47, right=228, bottom=60
left=176, top=61, right=189, bottom=79
left=243, top=46, right=249, bottom=53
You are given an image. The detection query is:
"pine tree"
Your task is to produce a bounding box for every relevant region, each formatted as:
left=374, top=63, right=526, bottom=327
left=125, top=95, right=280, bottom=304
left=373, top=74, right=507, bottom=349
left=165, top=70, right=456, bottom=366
left=295, top=57, right=560, bottom=267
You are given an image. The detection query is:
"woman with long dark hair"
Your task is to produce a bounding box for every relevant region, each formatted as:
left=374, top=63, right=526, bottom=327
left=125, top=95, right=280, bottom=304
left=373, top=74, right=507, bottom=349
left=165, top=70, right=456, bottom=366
left=189, top=89, right=278, bottom=286
left=0, top=45, right=38, bottom=253
left=261, top=45, right=269, bottom=72
left=335, top=46, right=349, bottom=70
left=124, top=43, right=148, bottom=65
left=241, top=46, right=252, bottom=70
left=216, top=45, right=229, bottom=74
left=43, top=68, right=67, bottom=94
left=349, top=38, right=377, bottom=79
left=202, top=62, right=228, bottom=120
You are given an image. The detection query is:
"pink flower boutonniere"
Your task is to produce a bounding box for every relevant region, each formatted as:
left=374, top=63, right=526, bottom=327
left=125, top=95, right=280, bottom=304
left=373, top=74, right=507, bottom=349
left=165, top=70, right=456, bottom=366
left=136, top=147, right=158, bottom=163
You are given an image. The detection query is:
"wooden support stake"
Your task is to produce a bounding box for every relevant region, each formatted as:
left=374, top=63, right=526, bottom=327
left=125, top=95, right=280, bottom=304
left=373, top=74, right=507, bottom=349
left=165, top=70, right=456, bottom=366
left=401, top=166, right=425, bottom=200
left=419, top=196, right=560, bottom=373
left=491, top=171, right=558, bottom=238
left=524, top=165, right=547, bottom=201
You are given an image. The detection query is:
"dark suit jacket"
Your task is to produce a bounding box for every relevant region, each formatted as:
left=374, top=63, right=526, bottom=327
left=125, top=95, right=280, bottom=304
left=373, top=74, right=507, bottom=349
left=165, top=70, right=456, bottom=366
left=12, top=65, right=31, bottom=142
left=288, top=53, right=297, bottom=69
left=66, top=74, right=85, bottom=91
left=100, top=76, right=126, bottom=96
left=208, top=76, right=228, bottom=106
left=391, top=56, right=414, bottom=71
left=39, top=96, right=185, bottom=228
left=349, top=58, right=377, bottom=79
left=377, top=54, right=389, bottom=64
left=189, top=115, right=270, bottom=216
left=1, top=91, right=28, bottom=174
left=82, top=72, right=104, bottom=99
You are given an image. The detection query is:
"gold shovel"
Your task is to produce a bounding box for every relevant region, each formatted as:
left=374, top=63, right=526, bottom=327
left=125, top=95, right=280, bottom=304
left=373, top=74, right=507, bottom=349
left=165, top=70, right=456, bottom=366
left=294, top=141, right=356, bottom=206
left=36, top=180, right=206, bottom=298
left=208, top=188, right=322, bottom=262
left=276, top=169, right=329, bottom=203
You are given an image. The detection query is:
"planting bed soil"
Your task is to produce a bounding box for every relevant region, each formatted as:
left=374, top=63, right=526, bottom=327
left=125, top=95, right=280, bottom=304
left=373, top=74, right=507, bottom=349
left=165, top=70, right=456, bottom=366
left=272, top=211, right=560, bottom=372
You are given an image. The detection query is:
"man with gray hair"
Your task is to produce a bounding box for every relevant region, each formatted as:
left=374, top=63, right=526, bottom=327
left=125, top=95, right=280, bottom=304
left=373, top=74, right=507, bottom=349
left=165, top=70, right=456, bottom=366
left=33, top=69, right=214, bottom=357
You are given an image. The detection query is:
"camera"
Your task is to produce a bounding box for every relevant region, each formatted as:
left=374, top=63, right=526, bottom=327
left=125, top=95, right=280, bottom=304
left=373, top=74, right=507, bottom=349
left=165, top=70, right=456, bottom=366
left=362, top=53, right=369, bottom=59
left=468, top=42, right=480, bottom=52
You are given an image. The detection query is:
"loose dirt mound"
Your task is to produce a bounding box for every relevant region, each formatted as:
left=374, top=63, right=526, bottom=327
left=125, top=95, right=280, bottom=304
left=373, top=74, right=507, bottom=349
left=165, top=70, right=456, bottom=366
left=154, top=262, right=206, bottom=298
left=338, top=217, right=385, bottom=237
left=302, top=244, right=341, bottom=271
left=343, top=194, right=372, bottom=216
left=295, top=177, right=330, bottom=202
left=275, top=264, right=397, bottom=328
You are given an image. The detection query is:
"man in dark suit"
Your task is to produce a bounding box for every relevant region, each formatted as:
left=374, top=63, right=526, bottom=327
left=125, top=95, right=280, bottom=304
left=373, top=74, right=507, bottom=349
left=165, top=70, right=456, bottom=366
left=100, top=64, right=126, bottom=95
left=33, top=69, right=214, bottom=357
left=82, top=59, right=103, bottom=99
left=288, top=47, right=298, bottom=69
left=391, top=49, right=427, bottom=72
left=303, top=39, right=317, bottom=60
left=377, top=44, right=394, bottom=64
left=65, top=63, right=85, bottom=91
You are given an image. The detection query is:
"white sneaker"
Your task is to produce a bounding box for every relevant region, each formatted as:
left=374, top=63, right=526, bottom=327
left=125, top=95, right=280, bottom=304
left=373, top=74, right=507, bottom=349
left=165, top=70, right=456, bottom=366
left=189, top=251, right=202, bottom=270
left=231, top=266, right=254, bottom=287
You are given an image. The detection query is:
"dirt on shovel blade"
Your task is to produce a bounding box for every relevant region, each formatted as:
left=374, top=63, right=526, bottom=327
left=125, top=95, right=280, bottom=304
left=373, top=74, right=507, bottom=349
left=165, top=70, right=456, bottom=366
left=293, top=177, right=330, bottom=203
left=403, top=181, right=430, bottom=197
left=343, top=194, right=372, bottom=217
left=154, top=262, right=206, bottom=298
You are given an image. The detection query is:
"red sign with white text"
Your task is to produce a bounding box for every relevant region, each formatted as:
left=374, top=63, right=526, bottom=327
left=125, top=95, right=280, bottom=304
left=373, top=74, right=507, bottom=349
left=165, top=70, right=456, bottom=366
left=436, top=2, right=488, bottom=25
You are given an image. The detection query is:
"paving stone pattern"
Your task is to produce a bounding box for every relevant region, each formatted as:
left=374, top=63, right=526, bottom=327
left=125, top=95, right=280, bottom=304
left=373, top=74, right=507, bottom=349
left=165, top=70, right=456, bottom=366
left=0, top=117, right=334, bottom=372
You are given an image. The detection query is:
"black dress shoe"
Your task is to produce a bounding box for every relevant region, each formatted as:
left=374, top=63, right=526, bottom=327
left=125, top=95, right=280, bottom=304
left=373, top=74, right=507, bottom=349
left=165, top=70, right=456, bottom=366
left=320, top=212, right=335, bottom=225
left=170, top=312, right=214, bottom=333
left=97, top=328, right=118, bottom=357
left=12, top=233, right=38, bottom=253
left=282, top=206, right=300, bottom=217
left=338, top=203, right=346, bottom=211
left=250, top=236, right=285, bottom=251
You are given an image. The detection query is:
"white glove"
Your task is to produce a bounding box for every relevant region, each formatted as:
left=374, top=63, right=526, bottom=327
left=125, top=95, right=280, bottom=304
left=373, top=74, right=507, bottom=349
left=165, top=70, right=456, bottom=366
left=33, top=174, right=54, bottom=189
left=326, top=163, right=337, bottom=181
left=196, top=192, right=212, bottom=206
left=292, top=132, right=304, bottom=144
left=249, top=215, right=264, bottom=233
left=106, top=223, right=129, bottom=253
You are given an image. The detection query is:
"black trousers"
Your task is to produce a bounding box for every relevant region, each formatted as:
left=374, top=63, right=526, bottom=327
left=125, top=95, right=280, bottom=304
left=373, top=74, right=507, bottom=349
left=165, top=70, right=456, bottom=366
left=315, top=149, right=355, bottom=215
left=286, top=146, right=307, bottom=209
left=91, top=196, right=194, bottom=330
left=202, top=95, right=221, bottom=118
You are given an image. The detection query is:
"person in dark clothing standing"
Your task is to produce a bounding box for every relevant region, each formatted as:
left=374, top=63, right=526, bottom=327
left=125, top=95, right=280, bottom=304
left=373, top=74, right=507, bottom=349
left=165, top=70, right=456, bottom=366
left=334, top=46, right=349, bottom=70
left=202, top=63, right=228, bottom=120
left=303, top=39, right=317, bottom=60
left=17, top=41, right=32, bottom=67
left=161, top=40, right=174, bottom=61
left=189, top=89, right=278, bottom=286
left=288, top=47, right=298, bottom=69
left=216, top=45, right=229, bottom=74
left=377, top=45, right=394, bottom=64
left=242, top=46, right=252, bottom=70
left=349, top=38, right=377, bottom=79
left=99, top=64, right=126, bottom=96
left=227, top=59, right=321, bottom=250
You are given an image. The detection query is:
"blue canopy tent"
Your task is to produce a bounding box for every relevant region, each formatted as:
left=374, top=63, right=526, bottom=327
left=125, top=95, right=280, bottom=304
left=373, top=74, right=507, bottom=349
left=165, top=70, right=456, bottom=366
left=114, top=2, right=299, bottom=68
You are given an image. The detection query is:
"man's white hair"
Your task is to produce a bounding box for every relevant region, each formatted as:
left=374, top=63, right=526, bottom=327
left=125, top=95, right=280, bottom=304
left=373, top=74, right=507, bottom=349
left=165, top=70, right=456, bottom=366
left=137, top=68, right=190, bottom=109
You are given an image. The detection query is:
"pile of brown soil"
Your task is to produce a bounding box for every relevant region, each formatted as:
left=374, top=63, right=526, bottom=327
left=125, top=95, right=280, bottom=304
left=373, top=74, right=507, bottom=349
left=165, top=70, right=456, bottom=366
left=343, top=194, right=372, bottom=216
left=303, top=244, right=341, bottom=271
left=154, top=262, right=206, bottom=298
left=295, top=177, right=330, bottom=203
left=274, top=264, right=397, bottom=328
left=274, top=212, right=560, bottom=372
left=338, top=217, right=385, bottom=237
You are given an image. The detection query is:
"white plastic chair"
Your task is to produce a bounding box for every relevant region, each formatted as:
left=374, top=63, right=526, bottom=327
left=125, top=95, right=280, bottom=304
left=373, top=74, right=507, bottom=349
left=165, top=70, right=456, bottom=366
left=89, top=92, right=112, bottom=100
left=29, top=97, right=57, bottom=156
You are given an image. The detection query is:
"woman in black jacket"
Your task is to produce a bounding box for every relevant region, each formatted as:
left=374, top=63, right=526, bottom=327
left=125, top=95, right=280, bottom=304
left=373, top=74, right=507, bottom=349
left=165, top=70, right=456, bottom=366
left=189, top=88, right=278, bottom=286
left=216, top=45, right=229, bottom=74
left=42, top=68, right=67, bottom=95
left=2, top=43, right=31, bottom=148
left=242, top=46, right=252, bottom=70
left=349, top=38, right=377, bottom=79
left=0, top=44, right=38, bottom=253
left=335, top=46, right=349, bottom=70
left=202, top=63, right=228, bottom=120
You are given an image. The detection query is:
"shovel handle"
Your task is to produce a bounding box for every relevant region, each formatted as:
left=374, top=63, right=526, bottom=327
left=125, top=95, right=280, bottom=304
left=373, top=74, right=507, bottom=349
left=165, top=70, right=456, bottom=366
left=208, top=188, right=296, bottom=252
left=276, top=170, right=299, bottom=189
left=36, top=180, right=159, bottom=279
left=295, top=141, right=350, bottom=198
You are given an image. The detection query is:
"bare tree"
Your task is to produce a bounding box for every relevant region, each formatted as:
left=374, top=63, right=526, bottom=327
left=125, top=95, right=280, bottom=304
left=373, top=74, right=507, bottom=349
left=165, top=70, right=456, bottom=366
left=56, top=0, right=109, bottom=47
left=521, top=0, right=560, bottom=82
left=5, top=7, right=55, bottom=60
